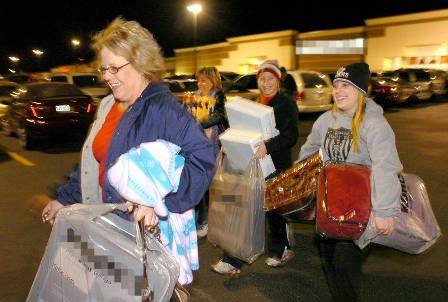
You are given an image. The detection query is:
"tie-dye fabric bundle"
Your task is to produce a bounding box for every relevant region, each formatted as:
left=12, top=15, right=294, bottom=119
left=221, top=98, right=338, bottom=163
left=108, top=139, right=198, bottom=285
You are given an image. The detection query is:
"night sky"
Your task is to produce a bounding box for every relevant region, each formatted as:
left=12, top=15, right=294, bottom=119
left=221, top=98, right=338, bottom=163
left=1, top=0, right=448, bottom=73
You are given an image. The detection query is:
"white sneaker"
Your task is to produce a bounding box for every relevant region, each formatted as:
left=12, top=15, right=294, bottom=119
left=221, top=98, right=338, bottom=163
left=211, top=260, right=241, bottom=276
left=197, top=223, right=208, bottom=239
left=265, top=249, right=295, bottom=267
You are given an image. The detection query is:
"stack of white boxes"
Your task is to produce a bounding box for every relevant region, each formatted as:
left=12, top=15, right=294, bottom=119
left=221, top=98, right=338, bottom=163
left=220, top=97, right=277, bottom=178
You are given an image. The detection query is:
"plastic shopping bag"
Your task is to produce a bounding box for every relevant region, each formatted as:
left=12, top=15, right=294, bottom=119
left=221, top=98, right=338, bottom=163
left=27, top=204, right=179, bottom=302
left=207, top=151, right=265, bottom=263
left=356, top=173, right=441, bottom=254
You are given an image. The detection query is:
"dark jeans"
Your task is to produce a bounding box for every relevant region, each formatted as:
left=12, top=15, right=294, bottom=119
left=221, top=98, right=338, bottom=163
left=319, top=238, right=366, bottom=302
left=195, top=191, right=209, bottom=226
left=222, top=210, right=290, bottom=269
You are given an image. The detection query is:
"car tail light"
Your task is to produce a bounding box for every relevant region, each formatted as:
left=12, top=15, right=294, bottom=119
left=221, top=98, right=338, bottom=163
left=295, top=91, right=304, bottom=102
left=380, top=87, right=390, bottom=94
left=29, top=104, right=51, bottom=118
left=375, top=86, right=391, bottom=94
left=86, top=103, right=93, bottom=113
left=30, top=105, right=39, bottom=118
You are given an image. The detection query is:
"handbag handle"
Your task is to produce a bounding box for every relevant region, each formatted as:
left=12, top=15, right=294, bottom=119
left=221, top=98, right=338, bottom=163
left=321, top=164, right=369, bottom=226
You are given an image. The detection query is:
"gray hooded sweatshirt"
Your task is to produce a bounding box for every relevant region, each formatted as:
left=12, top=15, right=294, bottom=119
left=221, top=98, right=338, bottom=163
left=299, top=98, right=403, bottom=218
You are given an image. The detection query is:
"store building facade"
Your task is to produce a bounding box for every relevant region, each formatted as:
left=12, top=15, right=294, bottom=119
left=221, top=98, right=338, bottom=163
left=169, top=8, right=448, bottom=75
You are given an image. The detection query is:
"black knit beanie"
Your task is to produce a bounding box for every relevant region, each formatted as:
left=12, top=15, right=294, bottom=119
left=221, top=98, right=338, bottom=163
left=333, top=62, right=370, bottom=95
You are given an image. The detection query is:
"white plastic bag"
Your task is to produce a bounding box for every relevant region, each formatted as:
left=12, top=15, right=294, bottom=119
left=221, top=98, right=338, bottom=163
left=356, top=173, right=441, bottom=254
left=27, top=204, right=179, bottom=302
left=207, top=151, right=266, bottom=263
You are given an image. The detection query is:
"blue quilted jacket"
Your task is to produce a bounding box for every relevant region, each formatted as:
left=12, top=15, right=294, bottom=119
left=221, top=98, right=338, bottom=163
left=57, top=82, right=216, bottom=213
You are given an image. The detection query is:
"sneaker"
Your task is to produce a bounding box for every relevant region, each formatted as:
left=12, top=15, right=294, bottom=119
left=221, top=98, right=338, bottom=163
left=197, top=223, right=208, bottom=239
left=265, top=249, right=295, bottom=267
left=211, top=260, right=241, bottom=276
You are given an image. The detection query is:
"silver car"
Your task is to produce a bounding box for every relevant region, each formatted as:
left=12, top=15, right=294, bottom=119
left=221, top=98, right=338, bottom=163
left=233, top=70, right=333, bottom=112
left=388, top=69, right=433, bottom=101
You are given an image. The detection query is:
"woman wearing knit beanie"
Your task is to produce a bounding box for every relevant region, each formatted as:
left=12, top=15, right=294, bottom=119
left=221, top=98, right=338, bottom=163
left=298, top=62, right=403, bottom=301
left=211, top=60, right=299, bottom=275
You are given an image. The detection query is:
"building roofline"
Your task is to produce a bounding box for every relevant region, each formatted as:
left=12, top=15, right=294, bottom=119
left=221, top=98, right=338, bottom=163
left=174, top=41, right=230, bottom=53
left=365, top=8, right=448, bottom=26
left=226, top=29, right=298, bottom=43
left=174, top=29, right=298, bottom=53
left=298, top=26, right=365, bottom=39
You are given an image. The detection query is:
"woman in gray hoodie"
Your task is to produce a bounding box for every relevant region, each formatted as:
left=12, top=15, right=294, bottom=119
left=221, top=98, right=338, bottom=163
left=298, top=63, right=403, bottom=301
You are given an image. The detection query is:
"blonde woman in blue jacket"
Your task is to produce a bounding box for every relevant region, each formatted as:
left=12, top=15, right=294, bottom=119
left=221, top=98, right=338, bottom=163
left=42, top=18, right=215, bottom=231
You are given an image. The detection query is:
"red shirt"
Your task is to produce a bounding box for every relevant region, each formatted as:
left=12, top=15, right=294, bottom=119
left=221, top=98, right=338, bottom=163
left=92, top=102, right=125, bottom=187
left=260, top=95, right=274, bottom=105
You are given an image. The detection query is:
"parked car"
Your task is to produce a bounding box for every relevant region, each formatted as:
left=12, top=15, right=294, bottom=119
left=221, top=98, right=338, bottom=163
left=220, top=71, right=241, bottom=82
left=386, top=69, right=433, bottom=101
left=426, top=69, right=447, bottom=95
left=50, top=72, right=110, bottom=104
left=233, top=70, right=333, bottom=112
left=1, top=82, right=96, bottom=149
left=5, top=73, right=33, bottom=84
left=165, top=79, right=257, bottom=102
left=0, top=81, right=20, bottom=118
left=369, top=77, right=415, bottom=105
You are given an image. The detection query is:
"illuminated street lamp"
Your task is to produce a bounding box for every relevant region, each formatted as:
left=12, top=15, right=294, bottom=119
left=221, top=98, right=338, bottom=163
left=71, top=39, right=81, bottom=47
left=32, top=49, right=44, bottom=70
left=187, top=3, right=202, bottom=73
left=8, top=56, right=20, bottom=63
left=71, top=38, right=82, bottom=63
left=32, top=49, right=44, bottom=56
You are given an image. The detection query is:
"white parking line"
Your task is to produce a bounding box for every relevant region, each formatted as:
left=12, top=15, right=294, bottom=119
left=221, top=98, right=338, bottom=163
left=7, top=152, right=35, bottom=167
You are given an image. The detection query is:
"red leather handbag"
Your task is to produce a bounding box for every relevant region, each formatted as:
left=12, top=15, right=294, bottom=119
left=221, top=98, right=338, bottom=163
left=316, top=163, right=372, bottom=240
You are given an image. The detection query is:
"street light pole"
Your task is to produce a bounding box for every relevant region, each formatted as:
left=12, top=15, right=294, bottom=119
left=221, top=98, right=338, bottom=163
left=187, top=3, right=202, bottom=74
left=193, top=13, right=197, bottom=73
left=71, top=38, right=81, bottom=64
left=32, top=49, right=44, bottom=71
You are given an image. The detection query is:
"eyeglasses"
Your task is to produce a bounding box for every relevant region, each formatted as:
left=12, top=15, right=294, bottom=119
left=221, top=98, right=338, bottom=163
left=98, top=62, right=130, bottom=75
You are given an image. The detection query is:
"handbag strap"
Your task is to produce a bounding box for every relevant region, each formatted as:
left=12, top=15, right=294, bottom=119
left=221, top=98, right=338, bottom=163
left=137, top=221, right=163, bottom=302
left=321, top=164, right=369, bottom=226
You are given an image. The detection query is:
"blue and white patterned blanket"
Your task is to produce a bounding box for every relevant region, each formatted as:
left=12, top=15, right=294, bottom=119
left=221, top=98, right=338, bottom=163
left=108, top=139, right=198, bottom=285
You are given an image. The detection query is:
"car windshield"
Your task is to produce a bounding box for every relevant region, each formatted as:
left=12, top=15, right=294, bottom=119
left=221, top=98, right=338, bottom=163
left=73, top=75, right=106, bottom=88
left=235, top=75, right=258, bottom=90
left=414, top=71, right=430, bottom=82
left=27, top=84, right=85, bottom=98
left=302, top=73, right=328, bottom=88
left=7, top=75, right=30, bottom=84
left=166, top=80, right=198, bottom=93
left=181, top=81, right=198, bottom=91
left=0, top=85, right=17, bottom=96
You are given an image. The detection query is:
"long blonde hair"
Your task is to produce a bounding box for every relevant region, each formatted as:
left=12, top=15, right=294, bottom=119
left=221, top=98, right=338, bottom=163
left=91, top=17, right=165, bottom=81
left=332, top=93, right=366, bottom=153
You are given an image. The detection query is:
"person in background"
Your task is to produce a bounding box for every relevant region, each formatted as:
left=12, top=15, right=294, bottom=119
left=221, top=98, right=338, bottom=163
left=298, top=62, right=402, bottom=301
left=211, top=60, right=299, bottom=275
left=194, top=66, right=229, bottom=238
left=41, top=18, right=216, bottom=285
left=280, top=66, right=298, bottom=97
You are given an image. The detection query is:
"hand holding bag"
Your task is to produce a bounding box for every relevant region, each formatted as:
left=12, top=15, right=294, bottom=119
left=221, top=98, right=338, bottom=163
left=355, top=173, right=442, bottom=254
left=316, top=163, right=372, bottom=240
